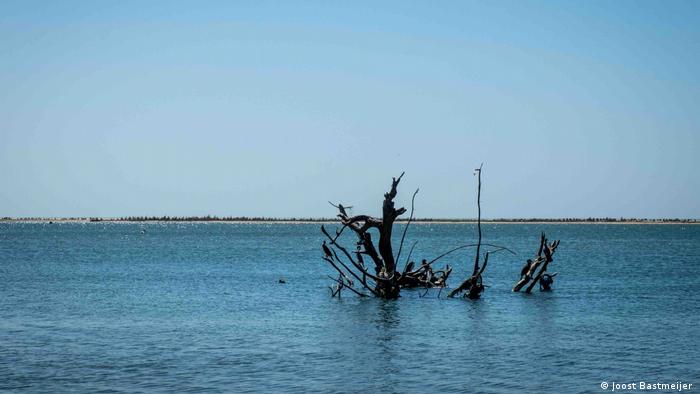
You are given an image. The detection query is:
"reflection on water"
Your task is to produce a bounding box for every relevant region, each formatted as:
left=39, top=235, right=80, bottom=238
left=374, top=301, right=400, bottom=376
left=376, top=300, right=401, bottom=330
left=1, top=223, right=699, bottom=392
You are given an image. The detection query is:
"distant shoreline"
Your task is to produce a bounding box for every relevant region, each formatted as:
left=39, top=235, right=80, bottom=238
left=1, top=217, right=697, bottom=224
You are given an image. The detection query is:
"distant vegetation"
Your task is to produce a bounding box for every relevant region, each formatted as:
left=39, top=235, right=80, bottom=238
left=1, top=216, right=697, bottom=223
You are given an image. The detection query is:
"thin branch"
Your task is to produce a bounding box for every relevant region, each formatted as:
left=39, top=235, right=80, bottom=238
left=322, top=225, right=362, bottom=269
left=330, top=222, right=351, bottom=243
left=330, top=243, right=382, bottom=284
left=402, top=240, right=418, bottom=272
left=329, top=249, right=380, bottom=296
left=396, top=188, right=419, bottom=264
left=322, top=225, right=381, bottom=294
left=427, top=242, right=515, bottom=267
left=473, top=163, right=483, bottom=275
left=323, top=256, right=353, bottom=284
left=328, top=219, right=384, bottom=271
left=327, top=275, right=367, bottom=297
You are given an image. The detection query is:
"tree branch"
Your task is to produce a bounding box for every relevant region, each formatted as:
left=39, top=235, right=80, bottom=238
left=396, top=188, right=419, bottom=264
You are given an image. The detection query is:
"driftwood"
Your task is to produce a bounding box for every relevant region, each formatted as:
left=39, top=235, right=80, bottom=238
left=512, top=233, right=560, bottom=293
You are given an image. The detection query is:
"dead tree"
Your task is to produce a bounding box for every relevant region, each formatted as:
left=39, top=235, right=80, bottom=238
left=321, top=173, right=461, bottom=298
left=448, top=164, right=513, bottom=299
left=320, top=173, right=411, bottom=298
left=512, top=233, right=560, bottom=293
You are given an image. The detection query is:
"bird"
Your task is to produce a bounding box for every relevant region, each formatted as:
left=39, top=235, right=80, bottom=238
left=520, top=259, right=533, bottom=278
left=544, top=245, right=553, bottom=262
left=539, top=273, right=554, bottom=290
left=322, top=240, right=333, bottom=259
left=355, top=249, right=365, bottom=267
left=404, top=261, right=415, bottom=274
left=329, top=202, right=353, bottom=216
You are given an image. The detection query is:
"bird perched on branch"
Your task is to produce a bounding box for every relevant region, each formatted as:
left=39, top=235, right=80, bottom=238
left=520, top=259, right=533, bottom=278
left=544, top=245, right=553, bottom=262
left=404, top=261, right=415, bottom=274
left=322, top=240, right=333, bottom=259
left=355, top=245, right=365, bottom=267
left=328, top=202, right=353, bottom=216
left=539, top=273, right=554, bottom=290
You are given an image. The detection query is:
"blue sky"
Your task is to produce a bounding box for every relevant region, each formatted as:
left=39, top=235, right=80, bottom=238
left=1, top=1, right=698, bottom=218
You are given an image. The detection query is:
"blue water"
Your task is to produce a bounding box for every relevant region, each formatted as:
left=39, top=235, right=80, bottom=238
left=1, top=222, right=699, bottom=393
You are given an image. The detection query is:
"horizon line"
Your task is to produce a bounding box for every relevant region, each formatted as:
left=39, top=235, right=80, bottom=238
left=2, top=216, right=698, bottom=223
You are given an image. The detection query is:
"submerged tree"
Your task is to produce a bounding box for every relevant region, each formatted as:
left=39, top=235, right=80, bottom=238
left=321, top=172, right=457, bottom=299
left=448, top=165, right=513, bottom=299
left=320, top=173, right=408, bottom=298
left=320, top=167, right=559, bottom=300
left=513, top=233, right=560, bottom=293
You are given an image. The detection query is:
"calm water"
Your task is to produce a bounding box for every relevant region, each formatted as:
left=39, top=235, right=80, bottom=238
left=1, top=222, right=699, bottom=393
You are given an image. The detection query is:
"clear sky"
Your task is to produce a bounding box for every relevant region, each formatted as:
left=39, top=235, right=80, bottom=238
left=1, top=1, right=698, bottom=219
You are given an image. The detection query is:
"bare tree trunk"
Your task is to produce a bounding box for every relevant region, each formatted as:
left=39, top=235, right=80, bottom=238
left=448, top=164, right=510, bottom=299
left=322, top=173, right=407, bottom=299
left=378, top=173, right=406, bottom=275
left=473, top=164, right=482, bottom=276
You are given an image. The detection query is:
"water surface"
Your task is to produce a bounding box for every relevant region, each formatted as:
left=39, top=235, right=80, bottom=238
left=1, top=223, right=699, bottom=393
